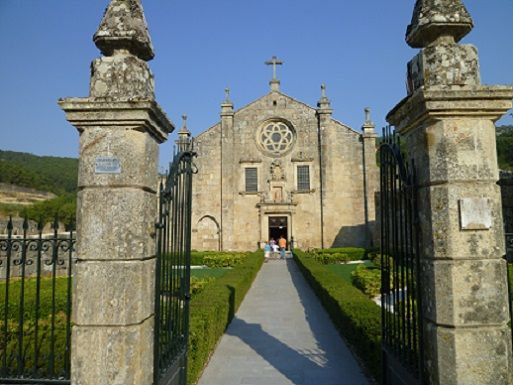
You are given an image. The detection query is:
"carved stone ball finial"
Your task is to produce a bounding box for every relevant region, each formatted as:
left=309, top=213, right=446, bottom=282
left=94, top=0, right=155, bottom=61
left=406, top=0, right=473, bottom=48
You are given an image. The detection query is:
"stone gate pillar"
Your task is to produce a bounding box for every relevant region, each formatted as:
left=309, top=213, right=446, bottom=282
left=387, top=1, right=513, bottom=384
left=59, top=1, right=173, bottom=384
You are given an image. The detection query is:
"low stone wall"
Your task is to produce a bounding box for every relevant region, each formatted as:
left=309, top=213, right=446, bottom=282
left=0, top=234, right=76, bottom=279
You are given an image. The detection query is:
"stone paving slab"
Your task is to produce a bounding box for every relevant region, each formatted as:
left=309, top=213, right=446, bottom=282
left=197, top=258, right=370, bottom=385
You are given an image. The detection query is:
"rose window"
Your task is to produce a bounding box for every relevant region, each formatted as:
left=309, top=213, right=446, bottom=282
left=257, top=121, right=295, bottom=156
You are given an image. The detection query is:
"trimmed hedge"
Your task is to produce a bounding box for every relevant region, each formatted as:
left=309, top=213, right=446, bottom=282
left=190, top=251, right=248, bottom=267
left=294, top=250, right=382, bottom=382
left=352, top=265, right=381, bottom=298
left=0, top=277, right=71, bottom=378
left=309, top=247, right=369, bottom=264
left=0, top=314, right=69, bottom=377
left=188, top=251, right=264, bottom=385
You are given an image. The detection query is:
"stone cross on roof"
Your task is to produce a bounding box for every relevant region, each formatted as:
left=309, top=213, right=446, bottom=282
left=265, top=56, right=284, bottom=81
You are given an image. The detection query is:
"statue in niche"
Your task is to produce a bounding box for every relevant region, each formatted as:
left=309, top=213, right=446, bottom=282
left=272, top=186, right=283, bottom=202
left=270, top=160, right=285, bottom=181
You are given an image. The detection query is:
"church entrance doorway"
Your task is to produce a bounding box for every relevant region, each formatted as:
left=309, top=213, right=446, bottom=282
left=268, top=216, right=288, bottom=245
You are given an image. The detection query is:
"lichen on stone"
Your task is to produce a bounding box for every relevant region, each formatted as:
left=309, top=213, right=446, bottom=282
left=89, top=53, right=155, bottom=100
left=406, top=0, right=474, bottom=48
left=93, top=0, right=154, bottom=61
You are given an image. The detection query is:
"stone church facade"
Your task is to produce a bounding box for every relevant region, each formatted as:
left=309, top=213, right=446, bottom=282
left=189, top=73, right=378, bottom=251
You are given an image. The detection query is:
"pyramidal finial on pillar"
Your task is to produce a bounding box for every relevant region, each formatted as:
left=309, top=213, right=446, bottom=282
left=94, top=0, right=155, bottom=61
left=406, top=0, right=473, bottom=48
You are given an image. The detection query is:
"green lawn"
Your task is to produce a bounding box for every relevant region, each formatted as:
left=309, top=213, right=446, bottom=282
left=191, top=267, right=229, bottom=280
left=325, top=261, right=373, bottom=284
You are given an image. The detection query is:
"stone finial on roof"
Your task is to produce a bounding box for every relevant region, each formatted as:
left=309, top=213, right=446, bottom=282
left=362, top=107, right=376, bottom=137
left=176, top=114, right=192, bottom=151
left=93, top=0, right=155, bottom=61
left=317, top=83, right=331, bottom=110
left=364, top=107, right=373, bottom=125
left=406, top=0, right=473, bottom=48
left=221, top=87, right=234, bottom=116
left=179, top=114, right=190, bottom=135
left=224, top=88, right=232, bottom=104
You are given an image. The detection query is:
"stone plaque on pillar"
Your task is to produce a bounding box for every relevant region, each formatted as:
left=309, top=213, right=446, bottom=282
left=459, top=198, right=492, bottom=230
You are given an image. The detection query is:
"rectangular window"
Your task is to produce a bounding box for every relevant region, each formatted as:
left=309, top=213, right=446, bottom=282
left=297, top=165, right=310, bottom=191
left=245, top=167, right=258, bottom=192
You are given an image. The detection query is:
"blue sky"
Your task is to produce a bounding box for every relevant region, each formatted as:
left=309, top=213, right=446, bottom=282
left=1, top=1, right=512, bottom=168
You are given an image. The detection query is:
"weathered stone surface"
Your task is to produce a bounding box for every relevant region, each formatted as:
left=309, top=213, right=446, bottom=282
left=407, top=0, right=473, bottom=48
left=71, top=318, right=154, bottom=385
left=422, top=259, right=509, bottom=326
left=77, top=126, right=159, bottom=189
left=407, top=43, right=480, bottom=93
left=76, top=188, right=156, bottom=261
left=387, top=88, right=513, bottom=135
left=94, top=0, right=154, bottom=61
left=73, top=259, right=155, bottom=325
left=423, top=323, right=512, bottom=385
left=59, top=99, right=173, bottom=144
left=90, top=54, right=154, bottom=100
left=417, top=184, right=505, bottom=261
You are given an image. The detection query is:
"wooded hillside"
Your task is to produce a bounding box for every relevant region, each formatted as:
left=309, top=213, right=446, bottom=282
left=0, top=150, right=78, bottom=222
left=0, top=150, right=78, bottom=194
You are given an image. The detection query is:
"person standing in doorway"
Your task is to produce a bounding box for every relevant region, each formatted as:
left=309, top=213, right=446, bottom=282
left=278, top=235, right=287, bottom=259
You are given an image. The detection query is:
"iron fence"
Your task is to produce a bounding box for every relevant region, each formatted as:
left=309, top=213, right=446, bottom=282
left=154, top=149, right=196, bottom=385
left=0, top=216, right=75, bottom=384
left=379, top=127, right=424, bottom=385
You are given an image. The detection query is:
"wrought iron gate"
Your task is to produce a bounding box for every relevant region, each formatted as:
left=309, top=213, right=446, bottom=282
left=154, top=149, right=196, bottom=385
left=379, top=127, right=424, bottom=385
left=0, top=216, right=75, bottom=384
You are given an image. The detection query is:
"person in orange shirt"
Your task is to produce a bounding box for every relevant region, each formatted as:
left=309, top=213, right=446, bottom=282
left=278, top=235, right=287, bottom=259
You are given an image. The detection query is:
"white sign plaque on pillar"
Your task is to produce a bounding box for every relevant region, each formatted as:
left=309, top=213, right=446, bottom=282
left=459, top=197, right=492, bottom=230
left=95, top=156, right=121, bottom=174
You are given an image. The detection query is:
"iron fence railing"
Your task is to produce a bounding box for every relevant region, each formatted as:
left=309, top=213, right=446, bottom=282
left=0, top=216, right=75, bottom=385
left=154, top=150, right=196, bottom=385
left=379, top=127, right=424, bottom=385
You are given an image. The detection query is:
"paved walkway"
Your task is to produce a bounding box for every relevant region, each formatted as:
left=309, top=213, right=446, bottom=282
left=197, top=258, right=370, bottom=385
